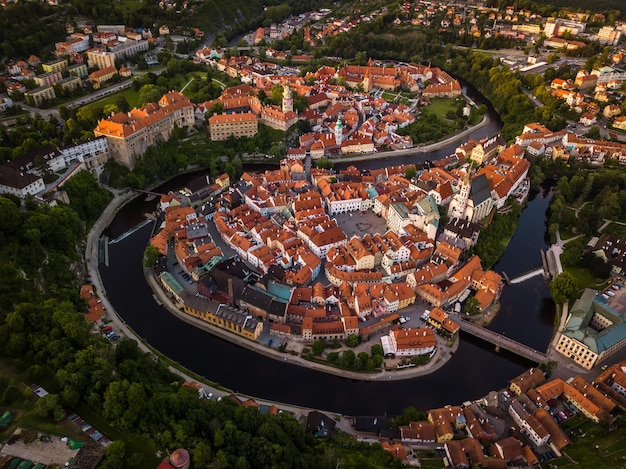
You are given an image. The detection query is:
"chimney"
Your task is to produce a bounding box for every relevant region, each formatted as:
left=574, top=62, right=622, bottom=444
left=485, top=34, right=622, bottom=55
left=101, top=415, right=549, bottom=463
left=227, top=278, right=234, bottom=306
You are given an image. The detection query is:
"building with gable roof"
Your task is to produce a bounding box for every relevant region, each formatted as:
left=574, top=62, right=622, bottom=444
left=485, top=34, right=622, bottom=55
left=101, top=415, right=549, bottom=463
left=509, top=368, right=546, bottom=396
left=380, top=327, right=436, bottom=357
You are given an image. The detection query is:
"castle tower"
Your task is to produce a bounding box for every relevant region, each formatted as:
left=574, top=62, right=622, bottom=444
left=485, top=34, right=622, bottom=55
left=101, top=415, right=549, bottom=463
left=282, top=85, right=293, bottom=113
left=335, top=114, right=343, bottom=146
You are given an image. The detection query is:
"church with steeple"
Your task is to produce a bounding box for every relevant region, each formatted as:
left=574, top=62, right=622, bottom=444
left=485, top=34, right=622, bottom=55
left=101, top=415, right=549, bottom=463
left=448, top=171, right=494, bottom=223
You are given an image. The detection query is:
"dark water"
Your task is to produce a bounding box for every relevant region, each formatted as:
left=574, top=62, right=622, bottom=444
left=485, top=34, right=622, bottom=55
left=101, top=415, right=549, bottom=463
left=488, top=190, right=556, bottom=350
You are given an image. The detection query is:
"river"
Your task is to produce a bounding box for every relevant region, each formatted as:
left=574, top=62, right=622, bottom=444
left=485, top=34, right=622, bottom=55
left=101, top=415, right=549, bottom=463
left=98, top=79, right=557, bottom=416
left=100, top=182, right=555, bottom=417
left=100, top=221, right=535, bottom=416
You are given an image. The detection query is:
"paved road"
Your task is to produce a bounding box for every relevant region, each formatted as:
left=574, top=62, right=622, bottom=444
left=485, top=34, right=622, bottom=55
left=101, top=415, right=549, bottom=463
left=450, top=314, right=548, bottom=363
left=328, top=114, right=490, bottom=163
left=65, top=80, right=134, bottom=109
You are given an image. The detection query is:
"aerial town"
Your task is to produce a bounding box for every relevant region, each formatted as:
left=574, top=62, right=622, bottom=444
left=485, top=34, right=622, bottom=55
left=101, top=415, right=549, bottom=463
left=2, top=0, right=626, bottom=467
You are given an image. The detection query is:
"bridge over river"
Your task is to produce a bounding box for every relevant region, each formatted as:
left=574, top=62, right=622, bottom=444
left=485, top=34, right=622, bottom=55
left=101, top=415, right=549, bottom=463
left=450, top=315, right=548, bottom=364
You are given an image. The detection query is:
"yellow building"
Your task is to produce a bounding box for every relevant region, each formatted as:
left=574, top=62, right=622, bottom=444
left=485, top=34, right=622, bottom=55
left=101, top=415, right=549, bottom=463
left=86, top=48, right=116, bottom=70
left=554, top=288, right=626, bottom=370
left=183, top=297, right=263, bottom=341
left=42, top=59, right=67, bottom=73
left=159, top=272, right=184, bottom=303
left=208, top=112, right=259, bottom=141
left=612, top=116, right=626, bottom=131
left=89, top=66, right=118, bottom=88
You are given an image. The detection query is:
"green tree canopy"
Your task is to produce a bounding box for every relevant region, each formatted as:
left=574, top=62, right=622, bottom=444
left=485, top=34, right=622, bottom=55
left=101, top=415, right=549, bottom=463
left=550, top=272, right=578, bottom=305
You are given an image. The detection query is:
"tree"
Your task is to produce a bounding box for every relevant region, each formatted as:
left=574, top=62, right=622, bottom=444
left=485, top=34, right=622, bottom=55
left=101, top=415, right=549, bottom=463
left=370, top=344, right=384, bottom=357
left=116, top=96, right=130, bottom=113
left=345, top=334, right=360, bottom=347
left=404, top=166, right=417, bottom=180
left=143, top=245, right=162, bottom=269
left=101, top=441, right=126, bottom=469
left=270, top=83, right=284, bottom=105
left=0, top=197, right=21, bottom=239
left=138, top=84, right=165, bottom=106
left=549, top=272, right=578, bottom=305
left=340, top=349, right=355, bottom=368
left=315, top=158, right=334, bottom=169
left=63, top=171, right=112, bottom=225
left=32, top=393, right=65, bottom=421
left=193, top=441, right=212, bottom=468
left=311, top=340, right=325, bottom=356
left=464, top=297, right=481, bottom=316
left=395, top=406, right=427, bottom=426
left=586, top=126, right=601, bottom=139
left=103, top=104, right=119, bottom=117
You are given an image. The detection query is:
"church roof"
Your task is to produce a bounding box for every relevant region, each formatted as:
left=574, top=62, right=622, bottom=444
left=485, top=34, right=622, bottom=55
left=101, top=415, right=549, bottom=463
left=470, top=173, right=491, bottom=206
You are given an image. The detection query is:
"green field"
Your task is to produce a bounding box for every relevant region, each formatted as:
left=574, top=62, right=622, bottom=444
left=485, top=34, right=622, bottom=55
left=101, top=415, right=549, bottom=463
left=117, top=0, right=144, bottom=14
left=422, top=98, right=461, bottom=119
left=564, top=267, right=604, bottom=291
left=604, top=222, right=626, bottom=238
left=86, top=88, right=141, bottom=111
left=538, top=414, right=626, bottom=469
left=380, top=90, right=412, bottom=105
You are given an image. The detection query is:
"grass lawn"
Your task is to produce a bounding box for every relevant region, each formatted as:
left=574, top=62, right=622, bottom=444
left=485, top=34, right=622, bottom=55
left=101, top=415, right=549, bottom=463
left=177, top=133, right=213, bottom=155
left=565, top=267, right=604, bottom=290
left=87, top=88, right=141, bottom=111
left=419, top=458, right=445, bottom=468
left=422, top=98, right=461, bottom=119
left=552, top=415, right=626, bottom=469
left=118, top=0, right=144, bottom=13
left=380, top=91, right=411, bottom=105
left=603, top=222, right=626, bottom=238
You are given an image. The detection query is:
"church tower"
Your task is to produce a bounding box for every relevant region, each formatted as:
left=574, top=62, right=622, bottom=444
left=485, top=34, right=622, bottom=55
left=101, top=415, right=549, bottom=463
left=362, top=67, right=371, bottom=93
left=282, top=85, right=293, bottom=113
left=449, top=171, right=471, bottom=220
left=335, top=114, right=343, bottom=146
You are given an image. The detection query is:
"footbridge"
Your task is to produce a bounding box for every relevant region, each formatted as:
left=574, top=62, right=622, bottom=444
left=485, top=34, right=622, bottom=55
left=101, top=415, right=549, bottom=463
left=132, top=188, right=165, bottom=197
left=450, top=316, right=548, bottom=363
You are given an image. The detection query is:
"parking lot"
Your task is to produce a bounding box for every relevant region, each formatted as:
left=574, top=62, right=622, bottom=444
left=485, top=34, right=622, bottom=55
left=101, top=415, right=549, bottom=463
left=602, top=281, right=626, bottom=313
left=1, top=430, right=80, bottom=466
